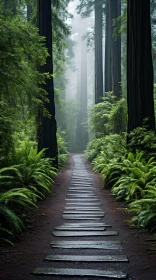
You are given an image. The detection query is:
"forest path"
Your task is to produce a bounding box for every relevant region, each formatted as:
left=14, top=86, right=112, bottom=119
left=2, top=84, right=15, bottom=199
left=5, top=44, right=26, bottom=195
left=0, top=154, right=156, bottom=280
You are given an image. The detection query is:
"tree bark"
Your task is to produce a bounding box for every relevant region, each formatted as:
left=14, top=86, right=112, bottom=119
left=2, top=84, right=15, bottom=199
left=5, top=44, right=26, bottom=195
left=110, top=0, right=121, bottom=99
left=37, top=0, right=58, bottom=165
left=80, top=37, right=89, bottom=150
left=127, top=0, right=155, bottom=133
left=105, top=0, right=112, bottom=93
left=76, top=37, right=88, bottom=152
left=95, top=0, right=103, bottom=103
left=27, top=5, right=32, bottom=22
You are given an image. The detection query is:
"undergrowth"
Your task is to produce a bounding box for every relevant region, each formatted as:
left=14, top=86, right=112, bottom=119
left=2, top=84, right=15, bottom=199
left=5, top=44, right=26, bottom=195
left=0, top=131, right=68, bottom=246
left=86, top=95, right=156, bottom=234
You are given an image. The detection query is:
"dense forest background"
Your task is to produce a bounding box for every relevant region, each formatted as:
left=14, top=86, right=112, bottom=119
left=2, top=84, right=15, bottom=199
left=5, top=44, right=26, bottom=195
left=0, top=0, right=156, bottom=245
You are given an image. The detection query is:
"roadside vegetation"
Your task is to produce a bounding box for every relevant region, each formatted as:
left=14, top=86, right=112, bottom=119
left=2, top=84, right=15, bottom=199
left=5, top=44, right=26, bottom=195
left=0, top=1, right=69, bottom=245
left=86, top=93, right=156, bottom=234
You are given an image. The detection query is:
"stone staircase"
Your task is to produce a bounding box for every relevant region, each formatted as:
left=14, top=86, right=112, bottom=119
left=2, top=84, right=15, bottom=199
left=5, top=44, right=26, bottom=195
left=33, top=154, right=129, bottom=279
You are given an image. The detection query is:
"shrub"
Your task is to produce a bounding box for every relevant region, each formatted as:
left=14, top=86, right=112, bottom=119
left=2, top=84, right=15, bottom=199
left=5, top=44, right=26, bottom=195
left=0, top=187, right=38, bottom=244
left=129, top=185, right=156, bottom=230
left=128, top=125, right=156, bottom=159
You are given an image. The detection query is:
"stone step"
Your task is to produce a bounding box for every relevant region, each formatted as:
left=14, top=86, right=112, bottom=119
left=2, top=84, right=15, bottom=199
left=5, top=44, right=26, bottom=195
left=62, top=215, right=102, bottom=220
left=68, top=187, right=94, bottom=190
left=45, top=254, right=129, bottom=263
left=59, top=222, right=110, bottom=227
left=50, top=240, right=122, bottom=250
left=63, top=211, right=105, bottom=216
left=67, top=190, right=95, bottom=193
left=65, top=203, right=103, bottom=206
left=64, top=207, right=102, bottom=210
left=70, top=183, right=92, bottom=186
left=53, top=230, right=118, bottom=237
left=32, top=267, right=128, bottom=278
left=66, top=194, right=97, bottom=197
left=65, top=198, right=100, bottom=201
left=55, top=226, right=106, bottom=231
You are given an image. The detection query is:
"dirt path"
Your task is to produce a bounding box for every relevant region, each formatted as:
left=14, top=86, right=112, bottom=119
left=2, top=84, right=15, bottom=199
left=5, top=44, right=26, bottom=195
left=0, top=154, right=156, bottom=280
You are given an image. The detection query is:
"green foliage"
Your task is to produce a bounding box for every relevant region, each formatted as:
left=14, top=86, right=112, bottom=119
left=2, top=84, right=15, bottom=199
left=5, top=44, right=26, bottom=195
left=89, top=95, right=127, bottom=138
left=89, top=96, right=113, bottom=137
left=0, top=0, right=71, bottom=245
left=57, top=130, right=68, bottom=168
left=86, top=133, right=126, bottom=163
left=112, top=152, right=156, bottom=201
left=127, top=125, right=156, bottom=158
left=0, top=141, right=57, bottom=244
left=86, top=138, right=105, bottom=162
left=77, top=0, right=95, bottom=18
left=87, top=128, right=156, bottom=232
left=0, top=101, right=14, bottom=166
left=0, top=7, right=49, bottom=168
left=0, top=186, right=38, bottom=244
left=11, top=141, right=56, bottom=195
left=57, top=100, right=80, bottom=152
left=129, top=185, right=156, bottom=230
left=0, top=12, right=48, bottom=103
left=106, top=98, right=127, bottom=134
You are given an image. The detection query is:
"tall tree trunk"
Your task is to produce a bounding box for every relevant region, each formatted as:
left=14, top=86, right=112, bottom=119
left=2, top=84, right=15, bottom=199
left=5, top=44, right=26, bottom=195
left=105, top=0, right=112, bottom=93
left=110, top=0, right=121, bottom=99
left=95, top=0, right=103, bottom=104
left=76, top=37, right=88, bottom=152
left=37, top=0, right=58, bottom=165
left=27, top=5, right=32, bottom=21
left=127, top=0, right=155, bottom=133
left=80, top=37, right=88, bottom=150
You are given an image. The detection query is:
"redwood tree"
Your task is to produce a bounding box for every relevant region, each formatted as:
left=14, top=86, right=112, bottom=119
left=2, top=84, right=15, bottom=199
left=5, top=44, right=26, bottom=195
left=110, top=0, right=121, bottom=99
left=95, top=0, right=104, bottom=103
left=105, top=0, right=112, bottom=93
left=77, top=0, right=104, bottom=104
left=76, top=37, right=89, bottom=152
left=127, top=0, right=155, bottom=133
left=105, top=0, right=121, bottom=98
left=37, top=0, right=58, bottom=164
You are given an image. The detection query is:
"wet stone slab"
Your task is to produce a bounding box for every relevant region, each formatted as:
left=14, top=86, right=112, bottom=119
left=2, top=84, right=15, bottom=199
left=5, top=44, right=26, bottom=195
left=55, top=226, right=106, bottom=231
left=68, top=190, right=95, bottom=193
left=33, top=268, right=128, bottom=279
left=66, top=201, right=102, bottom=204
left=71, top=175, right=91, bottom=178
left=45, top=254, right=129, bottom=262
left=53, top=230, right=118, bottom=237
left=63, top=211, right=105, bottom=216
left=64, top=207, right=102, bottom=210
left=63, top=210, right=104, bottom=213
left=67, top=194, right=97, bottom=197
left=51, top=240, right=122, bottom=250
left=62, top=215, right=102, bottom=220
left=71, top=181, right=92, bottom=184
left=71, top=182, right=92, bottom=185
left=68, top=188, right=94, bottom=191
left=62, top=213, right=103, bottom=217
left=65, top=202, right=103, bottom=206
left=72, top=171, right=90, bottom=177
left=60, top=222, right=109, bottom=227
left=65, top=198, right=100, bottom=201
left=68, top=186, right=94, bottom=188
left=68, top=186, right=93, bottom=189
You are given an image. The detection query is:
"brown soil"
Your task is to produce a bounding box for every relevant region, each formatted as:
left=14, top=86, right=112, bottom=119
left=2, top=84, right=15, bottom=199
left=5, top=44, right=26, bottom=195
left=0, top=154, right=156, bottom=280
